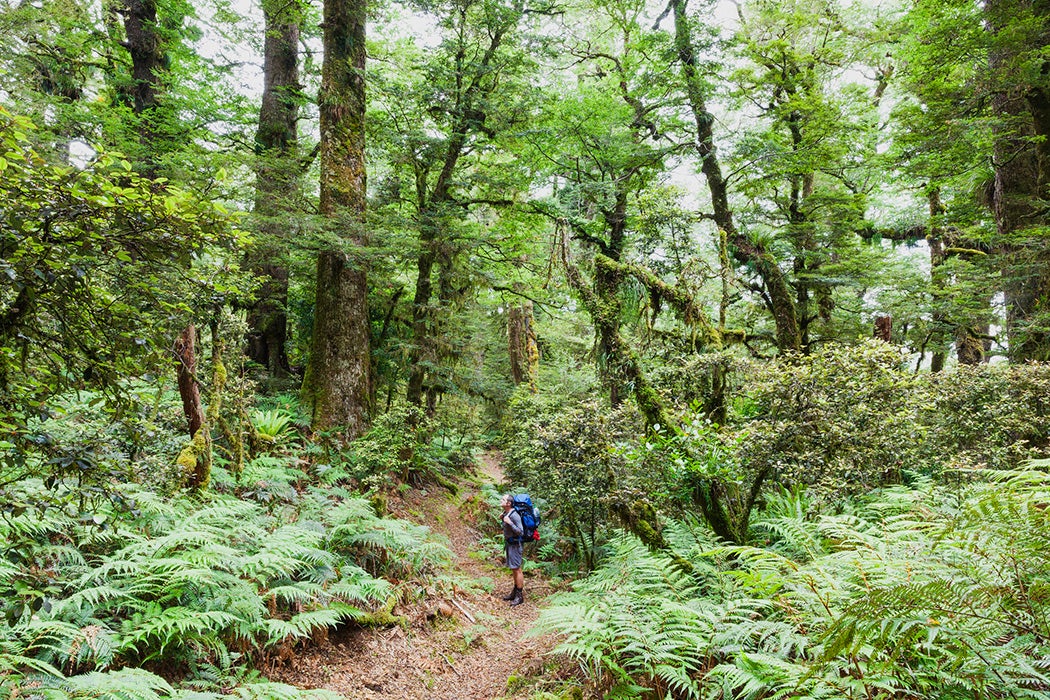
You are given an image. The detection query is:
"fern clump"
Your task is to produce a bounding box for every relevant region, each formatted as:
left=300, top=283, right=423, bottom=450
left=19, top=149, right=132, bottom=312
left=0, top=475, right=451, bottom=697
left=537, top=466, right=1050, bottom=699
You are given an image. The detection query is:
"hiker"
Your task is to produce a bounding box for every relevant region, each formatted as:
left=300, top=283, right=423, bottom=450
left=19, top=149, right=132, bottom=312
left=499, top=493, right=525, bottom=606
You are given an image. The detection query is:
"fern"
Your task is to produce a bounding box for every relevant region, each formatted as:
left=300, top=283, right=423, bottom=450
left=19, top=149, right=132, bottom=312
left=539, top=466, right=1050, bottom=699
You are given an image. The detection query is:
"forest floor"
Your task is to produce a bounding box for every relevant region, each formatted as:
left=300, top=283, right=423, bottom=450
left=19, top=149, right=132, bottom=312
left=268, top=452, right=567, bottom=699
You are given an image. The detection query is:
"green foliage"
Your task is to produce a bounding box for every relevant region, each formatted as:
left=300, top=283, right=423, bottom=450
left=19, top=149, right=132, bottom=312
left=539, top=464, right=1050, bottom=698
left=251, top=410, right=296, bottom=446
left=343, top=404, right=461, bottom=488
left=735, top=341, right=921, bottom=491
left=0, top=474, right=450, bottom=694
left=0, top=108, right=236, bottom=420
left=505, top=394, right=645, bottom=570
left=920, top=363, right=1050, bottom=470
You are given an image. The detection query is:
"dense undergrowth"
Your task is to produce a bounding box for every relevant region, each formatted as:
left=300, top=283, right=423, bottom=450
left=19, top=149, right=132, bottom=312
left=536, top=468, right=1050, bottom=698
left=0, top=394, right=457, bottom=699
left=507, top=344, right=1050, bottom=698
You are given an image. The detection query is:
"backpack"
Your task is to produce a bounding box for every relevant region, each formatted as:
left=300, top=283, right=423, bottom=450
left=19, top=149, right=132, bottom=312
left=508, top=494, right=540, bottom=544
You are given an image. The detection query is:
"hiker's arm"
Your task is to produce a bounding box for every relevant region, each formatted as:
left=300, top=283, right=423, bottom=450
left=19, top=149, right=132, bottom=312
left=506, top=511, right=523, bottom=536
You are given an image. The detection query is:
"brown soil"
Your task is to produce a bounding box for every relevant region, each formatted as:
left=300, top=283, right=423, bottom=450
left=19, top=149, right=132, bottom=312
left=268, top=452, right=562, bottom=699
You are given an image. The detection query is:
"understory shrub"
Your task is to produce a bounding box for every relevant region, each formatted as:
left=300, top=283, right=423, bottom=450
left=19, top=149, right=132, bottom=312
left=504, top=397, right=643, bottom=570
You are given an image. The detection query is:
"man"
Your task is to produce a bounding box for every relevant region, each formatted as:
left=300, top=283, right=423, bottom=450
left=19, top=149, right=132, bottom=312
left=500, top=494, right=525, bottom=606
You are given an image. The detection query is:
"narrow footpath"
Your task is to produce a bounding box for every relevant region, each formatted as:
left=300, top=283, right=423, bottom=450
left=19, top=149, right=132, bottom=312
left=270, top=453, right=558, bottom=699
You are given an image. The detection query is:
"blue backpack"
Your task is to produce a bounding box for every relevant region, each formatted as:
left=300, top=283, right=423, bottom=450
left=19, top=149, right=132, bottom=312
left=508, top=494, right=540, bottom=544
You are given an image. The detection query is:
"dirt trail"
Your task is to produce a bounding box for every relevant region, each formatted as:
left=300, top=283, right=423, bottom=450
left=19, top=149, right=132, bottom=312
left=270, top=453, right=558, bottom=699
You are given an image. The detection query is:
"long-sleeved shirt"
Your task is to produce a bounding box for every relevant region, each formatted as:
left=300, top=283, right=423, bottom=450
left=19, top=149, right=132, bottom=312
left=502, top=509, right=523, bottom=541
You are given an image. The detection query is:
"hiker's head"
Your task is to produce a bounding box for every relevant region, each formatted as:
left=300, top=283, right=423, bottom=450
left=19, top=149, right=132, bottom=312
left=500, top=494, right=512, bottom=510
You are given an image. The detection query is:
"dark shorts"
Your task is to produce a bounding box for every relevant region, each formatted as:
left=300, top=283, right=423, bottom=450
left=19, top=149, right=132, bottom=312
left=505, top=541, right=523, bottom=570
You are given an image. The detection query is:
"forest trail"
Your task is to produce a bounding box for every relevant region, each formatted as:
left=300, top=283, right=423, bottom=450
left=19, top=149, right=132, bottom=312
left=270, top=452, right=559, bottom=699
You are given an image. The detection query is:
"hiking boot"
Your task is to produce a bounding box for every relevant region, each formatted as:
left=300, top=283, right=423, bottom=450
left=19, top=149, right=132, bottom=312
left=501, top=587, right=517, bottom=601
left=509, top=587, right=524, bottom=607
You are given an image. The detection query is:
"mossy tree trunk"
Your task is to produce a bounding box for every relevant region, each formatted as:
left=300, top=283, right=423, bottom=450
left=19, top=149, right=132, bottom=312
left=176, top=325, right=228, bottom=491
left=302, top=0, right=372, bottom=437
left=987, top=0, right=1050, bottom=362
left=558, top=224, right=672, bottom=431
left=508, top=300, right=538, bottom=392
left=246, top=0, right=300, bottom=377
left=927, top=188, right=949, bottom=372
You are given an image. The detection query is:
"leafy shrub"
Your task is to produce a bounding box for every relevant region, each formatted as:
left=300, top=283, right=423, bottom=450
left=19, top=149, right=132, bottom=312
left=346, top=405, right=449, bottom=487
left=505, top=396, right=643, bottom=570
left=734, top=341, right=922, bottom=492
left=919, top=363, right=1050, bottom=470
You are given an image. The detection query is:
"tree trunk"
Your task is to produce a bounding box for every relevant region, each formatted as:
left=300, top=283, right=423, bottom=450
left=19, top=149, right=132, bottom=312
left=247, top=0, right=300, bottom=377
left=175, top=324, right=204, bottom=438
left=926, top=188, right=949, bottom=372
left=558, top=225, right=671, bottom=430
left=874, top=316, right=892, bottom=342
left=508, top=301, right=539, bottom=392
left=122, top=0, right=162, bottom=118
left=302, top=0, right=372, bottom=437
left=672, top=0, right=800, bottom=353
left=987, top=0, right=1050, bottom=361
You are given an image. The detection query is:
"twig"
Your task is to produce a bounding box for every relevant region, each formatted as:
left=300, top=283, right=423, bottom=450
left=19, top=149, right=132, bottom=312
left=442, top=654, right=462, bottom=676
left=451, top=598, right=476, bottom=624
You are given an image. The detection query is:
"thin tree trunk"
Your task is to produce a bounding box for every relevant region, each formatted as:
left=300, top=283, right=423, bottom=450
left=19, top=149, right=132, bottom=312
left=175, top=325, right=204, bottom=437
left=302, top=0, right=372, bottom=437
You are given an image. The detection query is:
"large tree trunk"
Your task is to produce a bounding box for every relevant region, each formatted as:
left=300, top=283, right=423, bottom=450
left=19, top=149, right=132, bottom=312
left=508, top=301, right=538, bottom=392
left=247, top=0, right=300, bottom=377
left=302, top=0, right=372, bottom=437
left=987, top=0, right=1050, bottom=361
left=671, top=0, right=801, bottom=354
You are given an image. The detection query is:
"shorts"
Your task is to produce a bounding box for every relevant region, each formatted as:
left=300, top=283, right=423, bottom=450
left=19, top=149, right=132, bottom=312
left=505, top=541, right=523, bottom=570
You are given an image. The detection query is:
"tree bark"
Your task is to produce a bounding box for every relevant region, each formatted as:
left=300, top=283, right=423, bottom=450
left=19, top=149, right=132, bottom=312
left=874, top=316, right=892, bottom=343
left=175, top=325, right=204, bottom=437
left=247, top=0, right=300, bottom=377
left=987, top=0, right=1050, bottom=361
left=507, top=302, right=538, bottom=392
left=302, top=0, right=372, bottom=437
